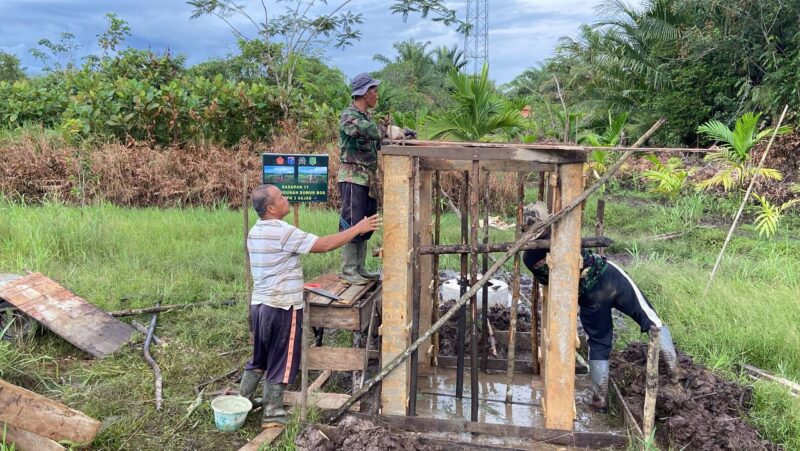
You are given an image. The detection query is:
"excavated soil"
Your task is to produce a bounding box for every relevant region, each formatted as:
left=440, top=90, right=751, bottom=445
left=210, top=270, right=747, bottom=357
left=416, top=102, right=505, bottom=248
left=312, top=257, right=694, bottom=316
left=611, top=342, right=776, bottom=450
left=295, top=416, right=438, bottom=451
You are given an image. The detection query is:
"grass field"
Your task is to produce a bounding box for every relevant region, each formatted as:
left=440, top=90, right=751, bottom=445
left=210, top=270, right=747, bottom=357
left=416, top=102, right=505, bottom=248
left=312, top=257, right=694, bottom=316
left=1, top=190, right=799, bottom=450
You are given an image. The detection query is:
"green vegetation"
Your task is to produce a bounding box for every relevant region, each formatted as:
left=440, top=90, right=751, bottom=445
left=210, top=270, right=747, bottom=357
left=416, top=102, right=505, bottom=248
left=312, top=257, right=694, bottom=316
left=0, top=189, right=798, bottom=449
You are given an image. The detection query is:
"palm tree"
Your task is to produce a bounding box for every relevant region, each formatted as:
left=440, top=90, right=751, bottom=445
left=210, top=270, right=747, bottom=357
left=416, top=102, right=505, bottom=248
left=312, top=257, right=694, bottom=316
left=696, top=112, right=791, bottom=192
left=432, top=45, right=467, bottom=74
left=579, top=111, right=628, bottom=180
left=428, top=64, right=523, bottom=142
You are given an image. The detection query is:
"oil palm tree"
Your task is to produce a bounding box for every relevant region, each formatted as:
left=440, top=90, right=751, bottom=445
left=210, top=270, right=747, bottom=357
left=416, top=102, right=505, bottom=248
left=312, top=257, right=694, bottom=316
left=696, top=112, right=790, bottom=192
left=428, top=64, right=523, bottom=142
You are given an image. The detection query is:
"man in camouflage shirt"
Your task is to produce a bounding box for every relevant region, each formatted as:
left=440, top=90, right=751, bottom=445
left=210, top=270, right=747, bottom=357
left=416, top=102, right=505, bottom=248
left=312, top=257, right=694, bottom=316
left=337, top=73, right=385, bottom=285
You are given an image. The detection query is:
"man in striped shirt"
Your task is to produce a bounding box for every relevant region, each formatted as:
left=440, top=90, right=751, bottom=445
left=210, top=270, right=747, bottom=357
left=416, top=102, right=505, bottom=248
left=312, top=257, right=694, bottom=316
left=240, top=184, right=380, bottom=428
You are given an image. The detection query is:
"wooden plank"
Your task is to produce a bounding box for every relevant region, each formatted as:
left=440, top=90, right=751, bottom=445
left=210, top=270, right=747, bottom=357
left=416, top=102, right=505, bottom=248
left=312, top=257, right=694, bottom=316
left=334, top=280, right=375, bottom=306
left=418, top=236, right=613, bottom=255
left=419, top=157, right=555, bottom=173
left=385, top=140, right=710, bottom=155
left=418, top=170, right=433, bottom=376
left=346, top=412, right=628, bottom=448
left=1, top=423, right=65, bottom=451
left=543, top=163, right=583, bottom=431
left=309, top=305, right=359, bottom=330
left=0, top=274, right=135, bottom=358
left=307, top=347, right=366, bottom=371
left=380, top=154, right=414, bottom=416
left=742, top=364, right=800, bottom=397
left=0, top=379, right=101, bottom=444
left=283, top=391, right=360, bottom=411
left=382, top=143, right=586, bottom=164
left=238, top=426, right=283, bottom=451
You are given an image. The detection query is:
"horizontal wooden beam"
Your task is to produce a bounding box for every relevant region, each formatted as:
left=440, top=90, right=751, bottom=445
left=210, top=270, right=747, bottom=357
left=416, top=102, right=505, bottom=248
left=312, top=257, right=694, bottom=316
left=284, top=391, right=360, bottom=411
left=383, top=140, right=710, bottom=155
left=419, top=236, right=612, bottom=255
left=382, top=143, right=585, bottom=164
left=307, top=347, right=378, bottom=371
left=419, top=157, right=554, bottom=173
left=346, top=412, right=628, bottom=448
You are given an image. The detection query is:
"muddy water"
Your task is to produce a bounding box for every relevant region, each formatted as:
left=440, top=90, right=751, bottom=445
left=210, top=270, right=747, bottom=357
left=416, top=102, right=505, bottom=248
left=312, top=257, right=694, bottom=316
left=415, top=367, right=621, bottom=435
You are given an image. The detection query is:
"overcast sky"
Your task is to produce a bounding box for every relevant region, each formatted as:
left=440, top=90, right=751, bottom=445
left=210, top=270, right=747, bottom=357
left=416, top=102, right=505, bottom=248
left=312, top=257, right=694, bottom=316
left=0, top=0, right=604, bottom=85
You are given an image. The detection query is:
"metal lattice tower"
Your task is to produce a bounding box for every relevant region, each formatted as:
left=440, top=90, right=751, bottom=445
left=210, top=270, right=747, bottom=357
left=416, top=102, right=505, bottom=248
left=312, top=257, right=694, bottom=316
left=464, top=0, right=488, bottom=74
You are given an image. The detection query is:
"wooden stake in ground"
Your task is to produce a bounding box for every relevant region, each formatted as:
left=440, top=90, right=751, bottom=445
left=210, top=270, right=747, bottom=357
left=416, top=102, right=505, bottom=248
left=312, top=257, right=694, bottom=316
left=643, top=326, right=661, bottom=438
left=325, top=119, right=666, bottom=424
left=143, top=309, right=163, bottom=411
left=243, top=171, right=254, bottom=344
left=705, top=105, right=789, bottom=294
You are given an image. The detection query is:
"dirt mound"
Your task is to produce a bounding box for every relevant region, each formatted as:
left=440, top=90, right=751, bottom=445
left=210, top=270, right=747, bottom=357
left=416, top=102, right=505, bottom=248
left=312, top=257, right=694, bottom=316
left=295, top=416, right=438, bottom=451
left=611, top=342, right=775, bottom=450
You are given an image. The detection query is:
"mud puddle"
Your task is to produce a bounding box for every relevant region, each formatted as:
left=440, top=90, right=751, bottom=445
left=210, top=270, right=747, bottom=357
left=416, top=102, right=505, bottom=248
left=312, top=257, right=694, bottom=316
left=296, top=415, right=438, bottom=451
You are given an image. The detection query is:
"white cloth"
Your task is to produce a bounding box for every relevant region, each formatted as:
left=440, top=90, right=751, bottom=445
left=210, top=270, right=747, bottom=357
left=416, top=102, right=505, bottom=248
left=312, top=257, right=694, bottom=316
left=248, top=219, right=318, bottom=310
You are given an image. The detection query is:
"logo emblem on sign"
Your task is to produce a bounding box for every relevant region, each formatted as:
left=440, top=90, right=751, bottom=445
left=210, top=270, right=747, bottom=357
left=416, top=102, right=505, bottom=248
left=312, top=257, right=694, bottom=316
left=299, top=157, right=306, bottom=165
left=276, top=157, right=285, bottom=165
left=309, top=157, right=317, bottom=165
left=287, top=156, right=295, bottom=165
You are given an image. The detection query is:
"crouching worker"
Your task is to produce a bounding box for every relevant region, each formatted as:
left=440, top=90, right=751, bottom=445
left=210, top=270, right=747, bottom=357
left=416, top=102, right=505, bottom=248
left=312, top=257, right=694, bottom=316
left=239, top=184, right=381, bottom=428
left=521, top=202, right=679, bottom=413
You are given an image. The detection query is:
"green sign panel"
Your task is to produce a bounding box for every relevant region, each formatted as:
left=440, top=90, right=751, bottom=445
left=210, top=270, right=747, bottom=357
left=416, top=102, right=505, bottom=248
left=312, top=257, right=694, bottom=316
left=262, top=153, right=329, bottom=203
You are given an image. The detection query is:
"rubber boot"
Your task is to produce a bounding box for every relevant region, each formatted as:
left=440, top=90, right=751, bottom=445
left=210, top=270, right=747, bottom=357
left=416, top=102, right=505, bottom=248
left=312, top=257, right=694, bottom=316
left=356, top=241, right=381, bottom=280
left=261, top=382, right=289, bottom=428
left=239, top=369, right=262, bottom=404
left=589, top=360, right=610, bottom=413
left=657, top=325, right=680, bottom=383
left=340, top=243, right=369, bottom=285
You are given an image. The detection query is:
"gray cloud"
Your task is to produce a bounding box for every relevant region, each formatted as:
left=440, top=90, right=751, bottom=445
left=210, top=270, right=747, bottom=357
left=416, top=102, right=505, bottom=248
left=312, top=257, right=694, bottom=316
left=0, top=0, right=602, bottom=84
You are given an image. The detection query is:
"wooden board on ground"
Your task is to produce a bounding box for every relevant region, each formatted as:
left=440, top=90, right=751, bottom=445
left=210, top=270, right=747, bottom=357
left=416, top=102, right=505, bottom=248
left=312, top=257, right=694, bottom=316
left=1, top=423, right=65, bottom=451
left=0, top=273, right=135, bottom=358
left=0, top=379, right=101, bottom=445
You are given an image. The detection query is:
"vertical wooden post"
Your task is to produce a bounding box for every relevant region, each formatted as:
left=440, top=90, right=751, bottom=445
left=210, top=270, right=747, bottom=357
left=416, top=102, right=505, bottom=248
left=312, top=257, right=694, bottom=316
left=432, top=172, right=441, bottom=368
left=418, top=170, right=434, bottom=376
left=505, top=173, right=524, bottom=403
left=380, top=154, right=414, bottom=416
left=243, top=172, right=254, bottom=345
left=481, top=173, right=490, bottom=371
left=469, top=161, right=480, bottom=422
left=456, top=172, right=469, bottom=399
left=543, top=162, right=583, bottom=431
left=595, top=198, right=606, bottom=257
left=643, top=326, right=661, bottom=438
left=409, top=157, right=421, bottom=417
left=300, top=293, right=310, bottom=420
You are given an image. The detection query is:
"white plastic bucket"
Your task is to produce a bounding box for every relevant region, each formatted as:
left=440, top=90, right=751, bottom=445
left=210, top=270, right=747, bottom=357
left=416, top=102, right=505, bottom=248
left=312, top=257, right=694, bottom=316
left=211, top=395, right=252, bottom=432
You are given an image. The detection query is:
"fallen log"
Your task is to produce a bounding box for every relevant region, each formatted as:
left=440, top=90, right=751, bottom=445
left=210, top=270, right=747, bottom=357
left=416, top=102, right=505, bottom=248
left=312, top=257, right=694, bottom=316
left=109, top=299, right=238, bottom=317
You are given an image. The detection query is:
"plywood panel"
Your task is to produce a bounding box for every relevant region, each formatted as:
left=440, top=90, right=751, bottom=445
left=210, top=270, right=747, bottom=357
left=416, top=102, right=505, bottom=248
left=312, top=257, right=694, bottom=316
left=0, top=379, right=101, bottom=444
left=380, top=154, right=413, bottom=415
left=0, top=274, right=134, bottom=358
left=543, top=163, right=583, bottom=430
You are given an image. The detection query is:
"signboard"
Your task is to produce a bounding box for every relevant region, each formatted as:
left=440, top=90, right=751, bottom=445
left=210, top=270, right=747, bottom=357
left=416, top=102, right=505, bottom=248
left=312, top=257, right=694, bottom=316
left=262, top=153, right=329, bottom=203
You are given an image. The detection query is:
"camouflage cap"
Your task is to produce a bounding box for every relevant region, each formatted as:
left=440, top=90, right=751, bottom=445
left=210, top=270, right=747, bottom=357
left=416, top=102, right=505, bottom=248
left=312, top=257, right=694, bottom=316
left=350, top=72, right=381, bottom=97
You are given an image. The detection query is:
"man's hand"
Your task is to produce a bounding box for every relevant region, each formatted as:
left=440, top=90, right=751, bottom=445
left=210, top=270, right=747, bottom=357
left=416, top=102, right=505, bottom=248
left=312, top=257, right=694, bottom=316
left=355, top=214, right=381, bottom=234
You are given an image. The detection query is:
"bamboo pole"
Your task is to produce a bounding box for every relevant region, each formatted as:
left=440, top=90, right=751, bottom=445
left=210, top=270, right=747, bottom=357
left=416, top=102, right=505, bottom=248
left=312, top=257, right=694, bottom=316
left=643, top=326, right=661, bottom=438
left=324, top=119, right=666, bottom=424
left=505, top=174, right=525, bottom=403
left=705, top=105, right=788, bottom=294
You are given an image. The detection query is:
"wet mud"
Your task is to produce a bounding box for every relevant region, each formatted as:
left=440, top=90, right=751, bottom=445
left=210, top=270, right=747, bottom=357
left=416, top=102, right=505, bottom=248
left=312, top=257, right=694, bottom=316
left=296, top=415, right=438, bottom=451
left=611, top=342, right=777, bottom=450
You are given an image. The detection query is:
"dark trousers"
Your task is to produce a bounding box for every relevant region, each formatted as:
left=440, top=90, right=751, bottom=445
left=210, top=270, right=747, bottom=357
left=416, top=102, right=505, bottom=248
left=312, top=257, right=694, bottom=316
left=579, top=261, right=663, bottom=361
left=245, top=304, right=303, bottom=384
left=338, top=182, right=377, bottom=243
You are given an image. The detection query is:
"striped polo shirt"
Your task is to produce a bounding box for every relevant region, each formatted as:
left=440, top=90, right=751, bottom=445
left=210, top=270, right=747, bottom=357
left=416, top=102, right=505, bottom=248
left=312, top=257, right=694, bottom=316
left=247, top=219, right=319, bottom=310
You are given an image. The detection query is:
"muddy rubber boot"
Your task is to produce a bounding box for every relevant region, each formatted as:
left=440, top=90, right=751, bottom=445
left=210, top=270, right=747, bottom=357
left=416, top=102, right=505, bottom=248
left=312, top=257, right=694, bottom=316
left=589, top=360, right=610, bottom=413
left=657, top=325, right=680, bottom=383
left=340, top=243, right=369, bottom=285
left=261, top=382, right=289, bottom=428
left=356, top=241, right=381, bottom=280
left=238, top=369, right=262, bottom=405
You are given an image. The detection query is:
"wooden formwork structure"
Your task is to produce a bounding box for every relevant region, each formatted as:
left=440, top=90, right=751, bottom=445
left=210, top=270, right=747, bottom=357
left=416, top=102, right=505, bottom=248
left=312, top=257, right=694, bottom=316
left=380, top=141, right=590, bottom=431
